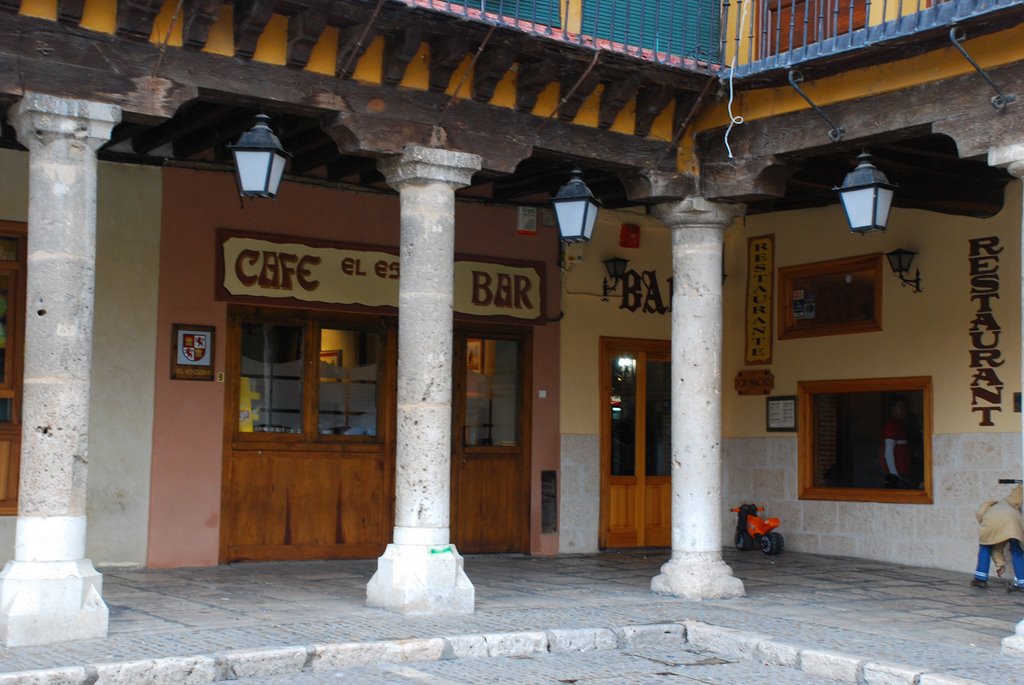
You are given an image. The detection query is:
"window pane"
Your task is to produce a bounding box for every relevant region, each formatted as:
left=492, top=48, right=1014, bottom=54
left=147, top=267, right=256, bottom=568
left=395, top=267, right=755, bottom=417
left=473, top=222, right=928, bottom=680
left=318, top=327, right=381, bottom=436
left=645, top=360, right=671, bottom=477
left=610, top=355, right=637, bottom=476
left=813, top=390, right=924, bottom=489
left=240, top=323, right=304, bottom=434
left=0, top=239, right=16, bottom=262
left=465, top=338, right=519, bottom=447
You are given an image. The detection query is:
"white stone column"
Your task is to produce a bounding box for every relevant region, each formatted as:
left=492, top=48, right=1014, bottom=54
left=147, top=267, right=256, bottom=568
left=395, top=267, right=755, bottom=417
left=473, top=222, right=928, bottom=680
left=650, top=197, right=745, bottom=600
left=367, top=146, right=481, bottom=615
left=988, top=144, right=1024, bottom=657
left=0, top=93, right=120, bottom=646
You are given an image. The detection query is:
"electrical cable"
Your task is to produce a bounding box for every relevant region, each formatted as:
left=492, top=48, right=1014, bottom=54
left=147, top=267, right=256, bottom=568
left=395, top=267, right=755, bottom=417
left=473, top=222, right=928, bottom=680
left=723, top=0, right=751, bottom=159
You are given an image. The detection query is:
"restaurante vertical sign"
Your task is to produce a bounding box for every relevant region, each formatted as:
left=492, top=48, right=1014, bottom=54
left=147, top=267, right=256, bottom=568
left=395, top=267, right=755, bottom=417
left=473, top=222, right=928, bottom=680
left=745, top=235, right=774, bottom=365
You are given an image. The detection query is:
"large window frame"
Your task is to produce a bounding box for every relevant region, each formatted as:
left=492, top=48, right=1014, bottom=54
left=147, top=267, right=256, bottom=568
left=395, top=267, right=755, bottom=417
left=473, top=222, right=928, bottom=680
left=798, top=376, right=933, bottom=505
left=778, top=253, right=883, bottom=340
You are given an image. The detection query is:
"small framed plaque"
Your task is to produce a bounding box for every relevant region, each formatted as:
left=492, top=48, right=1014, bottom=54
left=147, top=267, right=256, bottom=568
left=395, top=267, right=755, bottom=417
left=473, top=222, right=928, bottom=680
left=766, top=395, right=797, bottom=432
left=171, top=324, right=215, bottom=381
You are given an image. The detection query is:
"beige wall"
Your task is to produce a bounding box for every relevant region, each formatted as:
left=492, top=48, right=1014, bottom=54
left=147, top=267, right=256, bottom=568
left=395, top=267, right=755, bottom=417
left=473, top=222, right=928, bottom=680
left=723, top=183, right=1022, bottom=437
left=0, top=149, right=161, bottom=567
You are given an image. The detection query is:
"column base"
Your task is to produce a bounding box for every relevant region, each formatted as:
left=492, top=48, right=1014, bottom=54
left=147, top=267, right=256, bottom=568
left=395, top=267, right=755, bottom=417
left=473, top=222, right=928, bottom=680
left=366, top=543, right=474, bottom=615
left=651, top=551, right=745, bottom=600
left=1001, top=619, right=1024, bottom=656
left=0, top=559, right=108, bottom=646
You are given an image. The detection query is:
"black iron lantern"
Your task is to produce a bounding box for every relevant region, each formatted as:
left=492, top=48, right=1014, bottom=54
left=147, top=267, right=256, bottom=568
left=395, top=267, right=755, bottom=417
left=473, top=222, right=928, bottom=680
left=834, top=151, right=897, bottom=233
left=230, top=114, right=291, bottom=199
left=885, top=248, right=922, bottom=293
left=551, top=168, right=601, bottom=243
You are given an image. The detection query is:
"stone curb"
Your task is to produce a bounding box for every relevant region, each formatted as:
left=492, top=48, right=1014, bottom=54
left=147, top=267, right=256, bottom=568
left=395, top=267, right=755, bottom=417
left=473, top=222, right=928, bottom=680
left=0, top=620, right=994, bottom=685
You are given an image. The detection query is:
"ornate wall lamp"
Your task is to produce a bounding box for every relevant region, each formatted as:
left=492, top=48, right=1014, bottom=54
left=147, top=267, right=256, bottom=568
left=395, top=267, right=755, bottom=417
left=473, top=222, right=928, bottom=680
left=602, top=257, right=629, bottom=300
left=835, top=151, right=898, bottom=234
left=230, top=114, right=291, bottom=199
left=885, top=248, right=922, bottom=293
left=551, top=168, right=601, bottom=243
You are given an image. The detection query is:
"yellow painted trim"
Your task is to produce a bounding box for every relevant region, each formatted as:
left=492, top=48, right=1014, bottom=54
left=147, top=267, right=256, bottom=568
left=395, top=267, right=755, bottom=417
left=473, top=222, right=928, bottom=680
left=202, top=6, right=235, bottom=57
left=81, top=0, right=115, bottom=34
left=400, top=44, right=431, bottom=90
left=352, top=36, right=385, bottom=84
left=20, top=0, right=56, bottom=20
left=150, top=0, right=183, bottom=47
left=306, top=26, right=340, bottom=76
left=253, top=15, right=288, bottom=66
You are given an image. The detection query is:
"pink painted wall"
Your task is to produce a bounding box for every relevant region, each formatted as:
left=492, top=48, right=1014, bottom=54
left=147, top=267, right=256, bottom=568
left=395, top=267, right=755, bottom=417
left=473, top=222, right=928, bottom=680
left=148, top=166, right=562, bottom=567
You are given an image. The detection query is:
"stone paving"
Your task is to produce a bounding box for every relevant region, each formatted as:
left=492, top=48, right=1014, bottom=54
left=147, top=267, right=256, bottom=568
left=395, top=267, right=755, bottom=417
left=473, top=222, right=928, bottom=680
left=0, top=549, right=1023, bottom=683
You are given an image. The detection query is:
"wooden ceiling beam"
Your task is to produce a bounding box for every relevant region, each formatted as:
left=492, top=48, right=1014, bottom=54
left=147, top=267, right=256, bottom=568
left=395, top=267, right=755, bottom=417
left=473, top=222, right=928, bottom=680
left=131, top=101, right=232, bottom=153
left=290, top=143, right=341, bottom=174
left=171, top=108, right=255, bottom=158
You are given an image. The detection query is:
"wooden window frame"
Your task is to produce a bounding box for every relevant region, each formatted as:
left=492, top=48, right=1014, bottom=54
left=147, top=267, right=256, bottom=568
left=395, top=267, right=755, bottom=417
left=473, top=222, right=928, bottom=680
left=798, top=376, right=933, bottom=505
left=0, top=222, right=26, bottom=515
left=778, top=253, right=882, bottom=340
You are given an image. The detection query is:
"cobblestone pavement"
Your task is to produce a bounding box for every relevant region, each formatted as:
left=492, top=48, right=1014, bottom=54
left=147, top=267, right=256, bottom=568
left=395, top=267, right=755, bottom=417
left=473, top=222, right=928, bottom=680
left=0, top=549, right=1023, bottom=683
left=231, top=643, right=835, bottom=684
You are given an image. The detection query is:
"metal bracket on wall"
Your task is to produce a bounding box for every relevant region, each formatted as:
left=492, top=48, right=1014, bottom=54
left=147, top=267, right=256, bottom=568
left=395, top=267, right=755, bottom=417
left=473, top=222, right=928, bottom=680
left=787, top=70, right=845, bottom=143
left=949, top=26, right=1016, bottom=111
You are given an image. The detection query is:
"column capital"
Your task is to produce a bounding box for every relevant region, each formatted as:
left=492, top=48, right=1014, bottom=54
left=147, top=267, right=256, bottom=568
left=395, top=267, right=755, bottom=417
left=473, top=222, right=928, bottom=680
left=9, top=93, right=121, bottom=153
left=379, top=146, right=482, bottom=192
left=989, top=143, right=1024, bottom=179
left=653, top=197, right=745, bottom=231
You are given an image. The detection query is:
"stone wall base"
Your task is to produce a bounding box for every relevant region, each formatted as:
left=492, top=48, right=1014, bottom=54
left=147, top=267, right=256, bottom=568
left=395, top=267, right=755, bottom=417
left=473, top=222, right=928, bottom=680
left=651, top=551, right=745, bottom=599
left=366, top=543, right=474, bottom=615
left=0, top=559, right=108, bottom=646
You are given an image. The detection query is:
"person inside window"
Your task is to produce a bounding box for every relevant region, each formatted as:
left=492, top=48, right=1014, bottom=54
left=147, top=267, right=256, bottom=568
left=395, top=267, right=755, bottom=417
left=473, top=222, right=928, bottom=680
left=879, top=395, right=912, bottom=488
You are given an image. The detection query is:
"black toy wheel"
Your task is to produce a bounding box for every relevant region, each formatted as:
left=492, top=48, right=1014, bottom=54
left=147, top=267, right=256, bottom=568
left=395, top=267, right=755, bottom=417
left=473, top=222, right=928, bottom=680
left=735, top=531, right=754, bottom=551
left=761, top=532, right=784, bottom=555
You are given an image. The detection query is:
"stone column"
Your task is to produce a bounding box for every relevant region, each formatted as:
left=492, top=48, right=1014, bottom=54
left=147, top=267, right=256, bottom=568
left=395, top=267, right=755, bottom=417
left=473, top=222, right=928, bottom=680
left=367, top=146, right=481, bottom=615
left=0, top=93, right=120, bottom=646
left=650, top=197, right=746, bottom=600
left=988, top=144, right=1024, bottom=657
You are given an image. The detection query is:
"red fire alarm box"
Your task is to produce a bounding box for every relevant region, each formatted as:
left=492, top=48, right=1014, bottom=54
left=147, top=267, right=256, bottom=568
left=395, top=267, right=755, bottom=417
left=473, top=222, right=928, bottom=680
left=619, top=223, right=640, bottom=248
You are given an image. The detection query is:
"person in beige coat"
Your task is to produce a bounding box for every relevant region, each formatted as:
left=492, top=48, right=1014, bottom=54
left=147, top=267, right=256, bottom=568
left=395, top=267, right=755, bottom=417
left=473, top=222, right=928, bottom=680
left=973, top=484, right=1024, bottom=591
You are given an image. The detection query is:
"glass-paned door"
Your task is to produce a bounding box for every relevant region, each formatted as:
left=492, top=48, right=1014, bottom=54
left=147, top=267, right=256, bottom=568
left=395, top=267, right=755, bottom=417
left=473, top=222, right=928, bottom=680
left=0, top=226, right=25, bottom=514
left=452, top=331, right=530, bottom=553
left=601, top=338, right=671, bottom=548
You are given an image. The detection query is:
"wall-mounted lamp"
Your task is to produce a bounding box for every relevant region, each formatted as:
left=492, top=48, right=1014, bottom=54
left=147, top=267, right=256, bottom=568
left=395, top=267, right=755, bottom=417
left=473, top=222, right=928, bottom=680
left=835, top=151, right=898, bottom=234
left=551, top=168, right=601, bottom=243
left=602, top=257, right=629, bottom=300
left=230, top=114, right=291, bottom=199
left=885, top=248, right=922, bottom=293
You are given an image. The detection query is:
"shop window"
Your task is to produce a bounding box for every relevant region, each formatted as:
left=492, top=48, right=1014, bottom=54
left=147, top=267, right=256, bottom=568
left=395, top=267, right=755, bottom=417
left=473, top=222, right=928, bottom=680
left=778, top=253, right=882, bottom=340
left=236, top=316, right=382, bottom=439
left=464, top=338, right=519, bottom=447
left=0, top=224, right=25, bottom=514
left=798, top=377, right=932, bottom=504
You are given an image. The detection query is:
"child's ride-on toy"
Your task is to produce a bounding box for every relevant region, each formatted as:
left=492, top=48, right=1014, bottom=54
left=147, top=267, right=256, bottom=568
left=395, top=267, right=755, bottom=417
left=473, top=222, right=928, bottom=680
left=731, top=503, right=784, bottom=555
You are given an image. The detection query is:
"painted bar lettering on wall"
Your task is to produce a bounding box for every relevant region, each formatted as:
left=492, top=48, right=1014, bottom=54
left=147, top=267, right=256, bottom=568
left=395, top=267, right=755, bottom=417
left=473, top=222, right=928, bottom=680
left=968, top=236, right=1003, bottom=427
left=745, top=235, right=774, bottom=365
left=218, top=231, right=542, bottom=320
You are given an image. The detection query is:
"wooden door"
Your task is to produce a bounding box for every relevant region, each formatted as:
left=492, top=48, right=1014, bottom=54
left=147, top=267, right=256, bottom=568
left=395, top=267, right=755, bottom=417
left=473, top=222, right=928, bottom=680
left=220, top=308, right=396, bottom=562
left=600, top=338, right=672, bottom=549
left=451, top=330, right=531, bottom=554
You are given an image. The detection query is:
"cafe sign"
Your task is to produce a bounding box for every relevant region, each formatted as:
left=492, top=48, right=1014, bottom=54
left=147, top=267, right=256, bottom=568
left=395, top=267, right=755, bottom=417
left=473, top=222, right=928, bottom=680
left=217, top=230, right=543, bottom=321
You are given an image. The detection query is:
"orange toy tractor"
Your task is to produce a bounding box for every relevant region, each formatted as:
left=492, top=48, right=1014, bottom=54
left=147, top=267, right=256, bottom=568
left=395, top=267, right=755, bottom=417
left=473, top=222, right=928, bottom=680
left=731, top=503, right=784, bottom=555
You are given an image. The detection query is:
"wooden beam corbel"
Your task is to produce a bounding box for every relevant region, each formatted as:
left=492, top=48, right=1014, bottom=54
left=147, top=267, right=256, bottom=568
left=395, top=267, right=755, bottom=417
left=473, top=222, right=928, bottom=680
left=233, top=0, right=276, bottom=59
left=514, top=60, right=556, bottom=113
left=557, top=65, right=601, bottom=122
left=471, top=47, right=516, bottom=103
left=620, top=169, right=698, bottom=203
left=382, top=28, right=423, bottom=86
left=336, top=23, right=376, bottom=78
left=116, top=0, right=166, bottom=42
left=0, top=0, right=21, bottom=14
left=598, top=74, right=641, bottom=129
left=181, top=0, right=225, bottom=50
left=427, top=35, right=470, bottom=93
left=634, top=84, right=675, bottom=137
left=57, top=0, right=85, bottom=26
left=286, top=8, right=327, bottom=69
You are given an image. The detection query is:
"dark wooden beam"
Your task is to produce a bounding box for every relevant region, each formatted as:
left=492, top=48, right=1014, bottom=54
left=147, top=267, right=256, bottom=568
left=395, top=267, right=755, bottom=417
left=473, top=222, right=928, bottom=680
left=233, top=0, right=276, bottom=59
left=181, top=0, right=225, bottom=50
left=325, top=156, right=377, bottom=181
left=598, top=74, right=641, bottom=129
left=0, top=0, right=21, bottom=13
left=336, top=22, right=376, bottom=79
left=171, top=108, right=255, bottom=158
left=116, top=0, right=165, bottom=42
left=557, top=65, right=601, bottom=122
left=471, top=47, right=516, bottom=103
left=290, top=142, right=341, bottom=174
left=286, top=7, right=327, bottom=69
left=131, top=101, right=230, bottom=153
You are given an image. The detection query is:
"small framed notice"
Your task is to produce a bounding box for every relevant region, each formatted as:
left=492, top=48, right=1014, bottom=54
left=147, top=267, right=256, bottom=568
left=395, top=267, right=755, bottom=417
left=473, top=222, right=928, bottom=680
left=171, top=324, right=215, bottom=381
left=766, top=395, right=797, bottom=432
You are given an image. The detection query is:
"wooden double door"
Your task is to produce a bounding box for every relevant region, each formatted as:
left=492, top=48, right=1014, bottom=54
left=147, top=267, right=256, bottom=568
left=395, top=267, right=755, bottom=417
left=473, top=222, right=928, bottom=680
left=219, top=309, right=530, bottom=562
left=600, top=338, right=672, bottom=549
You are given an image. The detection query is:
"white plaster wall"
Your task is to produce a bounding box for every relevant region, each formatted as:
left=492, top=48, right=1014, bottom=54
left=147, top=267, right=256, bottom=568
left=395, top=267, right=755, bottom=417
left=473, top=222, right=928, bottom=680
left=0, top=149, right=159, bottom=567
left=722, top=433, right=1022, bottom=573
left=559, top=433, right=600, bottom=553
